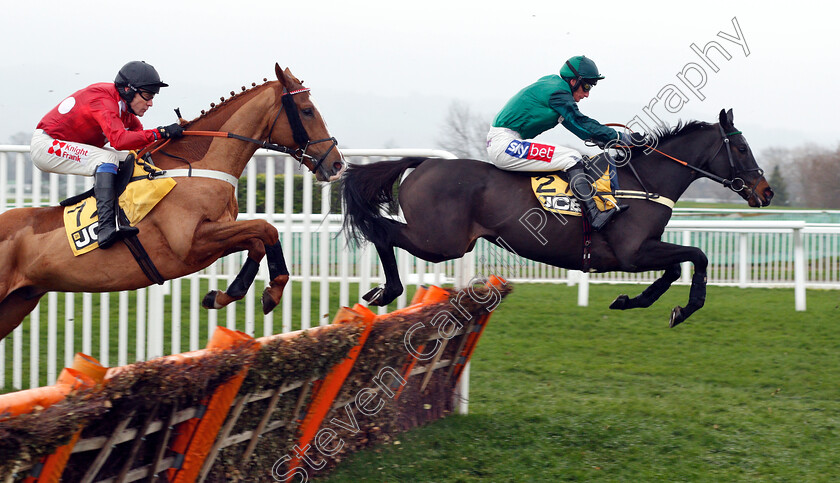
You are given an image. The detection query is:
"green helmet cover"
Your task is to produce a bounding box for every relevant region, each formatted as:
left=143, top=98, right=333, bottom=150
left=560, top=55, right=605, bottom=82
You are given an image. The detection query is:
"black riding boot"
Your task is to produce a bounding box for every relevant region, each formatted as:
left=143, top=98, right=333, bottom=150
left=567, top=162, right=622, bottom=232
left=94, top=171, right=138, bottom=249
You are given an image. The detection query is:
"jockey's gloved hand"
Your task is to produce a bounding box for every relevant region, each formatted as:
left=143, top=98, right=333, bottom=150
left=619, top=131, right=648, bottom=147
left=158, top=123, right=184, bottom=139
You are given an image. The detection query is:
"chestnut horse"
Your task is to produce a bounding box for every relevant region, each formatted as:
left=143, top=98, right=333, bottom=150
left=0, top=63, right=345, bottom=340
left=341, top=109, right=774, bottom=327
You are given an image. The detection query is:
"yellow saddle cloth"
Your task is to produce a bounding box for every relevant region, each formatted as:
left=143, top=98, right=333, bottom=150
left=62, top=163, right=177, bottom=256
left=531, top=169, right=618, bottom=216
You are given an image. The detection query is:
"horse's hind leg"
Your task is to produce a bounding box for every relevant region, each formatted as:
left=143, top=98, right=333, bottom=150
left=363, top=218, right=471, bottom=306
left=261, top=241, right=289, bottom=315
left=610, top=264, right=682, bottom=310
left=0, top=289, right=45, bottom=341
left=362, top=240, right=405, bottom=307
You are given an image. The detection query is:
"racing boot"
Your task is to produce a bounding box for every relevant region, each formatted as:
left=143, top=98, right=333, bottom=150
left=567, top=162, right=623, bottom=232
left=94, top=165, right=138, bottom=249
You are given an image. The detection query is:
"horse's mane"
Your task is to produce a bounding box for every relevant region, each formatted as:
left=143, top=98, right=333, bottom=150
left=184, top=71, right=307, bottom=128
left=648, top=120, right=711, bottom=144
left=183, top=79, right=275, bottom=128
left=626, top=119, right=711, bottom=157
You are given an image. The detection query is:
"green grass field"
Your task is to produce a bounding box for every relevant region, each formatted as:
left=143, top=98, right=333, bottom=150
left=3, top=282, right=838, bottom=481
left=320, top=283, right=840, bottom=482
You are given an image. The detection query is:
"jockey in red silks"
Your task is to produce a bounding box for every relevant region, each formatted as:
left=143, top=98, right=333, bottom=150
left=31, top=61, right=184, bottom=248
left=487, top=55, right=647, bottom=231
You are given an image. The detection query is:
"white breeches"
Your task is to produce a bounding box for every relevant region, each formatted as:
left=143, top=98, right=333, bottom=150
left=485, top=127, right=582, bottom=172
left=31, top=129, right=123, bottom=177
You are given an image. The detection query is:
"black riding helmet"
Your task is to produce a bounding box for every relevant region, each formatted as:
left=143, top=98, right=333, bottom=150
left=114, top=61, right=169, bottom=103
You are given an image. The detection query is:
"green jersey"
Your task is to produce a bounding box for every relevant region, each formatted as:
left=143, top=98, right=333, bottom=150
left=491, top=74, right=618, bottom=144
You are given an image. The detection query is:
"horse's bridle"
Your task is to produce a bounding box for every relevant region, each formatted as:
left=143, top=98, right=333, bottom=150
left=266, top=87, right=339, bottom=179
left=615, top=124, right=764, bottom=204
left=140, top=87, right=339, bottom=180
left=702, top=124, right=763, bottom=194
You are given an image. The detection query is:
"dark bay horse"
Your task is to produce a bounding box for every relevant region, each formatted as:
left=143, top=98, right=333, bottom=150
left=341, top=109, right=774, bottom=327
left=0, top=63, right=345, bottom=340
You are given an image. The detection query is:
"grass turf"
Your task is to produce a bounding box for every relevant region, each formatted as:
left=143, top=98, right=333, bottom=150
left=319, top=283, right=840, bottom=482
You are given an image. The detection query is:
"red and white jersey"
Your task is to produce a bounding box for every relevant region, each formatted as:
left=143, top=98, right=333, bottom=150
left=36, top=83, right=158, bottom=150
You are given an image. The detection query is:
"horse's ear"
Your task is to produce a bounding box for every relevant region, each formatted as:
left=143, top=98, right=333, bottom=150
left=283, top=67, right=302, bottom=85
left=726, top=108, right=734, bottom=124
left=275, top=63, right=289, bottom=89
left=719, top=108, right=734, bottom=129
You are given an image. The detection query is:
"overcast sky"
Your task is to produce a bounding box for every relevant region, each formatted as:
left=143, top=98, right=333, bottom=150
left=2, top=0, right=837, bottom=156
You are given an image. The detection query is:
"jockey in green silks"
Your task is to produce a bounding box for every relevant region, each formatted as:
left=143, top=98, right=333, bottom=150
left=487, top=55, right=646, bottom=231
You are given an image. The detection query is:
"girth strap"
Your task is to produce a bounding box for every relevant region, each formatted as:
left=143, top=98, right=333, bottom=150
left=582, top=215, right=593, bottom=272
left=615, top=190, right=675, bottom=209
left=121, top=235, right=165, bottom=285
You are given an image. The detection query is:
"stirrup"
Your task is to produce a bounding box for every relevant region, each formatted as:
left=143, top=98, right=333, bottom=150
left=589, top=207, right=619, bottom=232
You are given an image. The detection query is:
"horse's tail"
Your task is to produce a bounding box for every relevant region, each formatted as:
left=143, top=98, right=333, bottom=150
left=340, top=156, right=428, bottom=247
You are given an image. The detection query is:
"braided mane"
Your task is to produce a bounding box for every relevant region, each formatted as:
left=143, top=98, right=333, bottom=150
left=184, top=79, right=274, bottom=128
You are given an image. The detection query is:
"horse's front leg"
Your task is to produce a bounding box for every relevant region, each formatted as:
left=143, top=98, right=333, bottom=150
left=190, top=219, right=281, bottom=310
left=669, top=270, right=707, bottom=328
left=610, top=239, right=708, bottom=328
left=202, top=239, right=266, bottom=310
left=610, top=263, right=682, bottom=310
left=260, top=241, right=289, bottom=315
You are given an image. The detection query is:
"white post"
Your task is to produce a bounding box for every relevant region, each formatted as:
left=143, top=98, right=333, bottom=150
left=453, top=251, right=475, bottom=415
left=577, top=271, right=590, bottom=307
left=320, top=184, right=331, bottom=325
left=100, top=293, right=109, bottom=367
left=739, top=232, right=748, bottom=288
left=793, top=227, right=806, bottom=311
left=263, top=156, right=276, bottom=337
left=681, top=230, right=692, bottom=283
left=136, top=288, right=146, bottom=361
left=282, top=157, right=294, bottom=333
left=301, top=170, right=313, bottom=330
left=189, top=277, right=200, bottom=351
left=30, top=305, right=39, bottom=388
left=360, top=244, right=372, bottom=306
left=339, top=233, right=350, bottom=308
left=567, top=269, right=579, bottom=286
left=148, top=284, right=165, bottom=359
left=119, top=291, right=129, bottom=366
left=225, top=256, right=236, bottom=330
left=82, top=293, right=92, bottom=356
left=48, top=292, right=58, bottom=385
left=13, top=320, right=21, bottom=389
left=171, top=279, right=182, bottom=354
left=65, top=293, right=75, bottom=368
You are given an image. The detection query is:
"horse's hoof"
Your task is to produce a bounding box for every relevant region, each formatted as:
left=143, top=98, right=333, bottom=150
left=363, top=286, right=385, bottom=306
left=670, top=306, right=686, bottom=328
left=202, top=290, right=219, bottom=310
left=610, top=294, right=630, bottom=310
left=261, top=289, right=279, bottom=315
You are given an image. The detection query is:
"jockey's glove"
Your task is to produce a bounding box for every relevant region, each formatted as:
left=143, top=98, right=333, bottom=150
left=619, top=131, right=648, bottom=147
left=158, top=123, right=185, bottom=139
